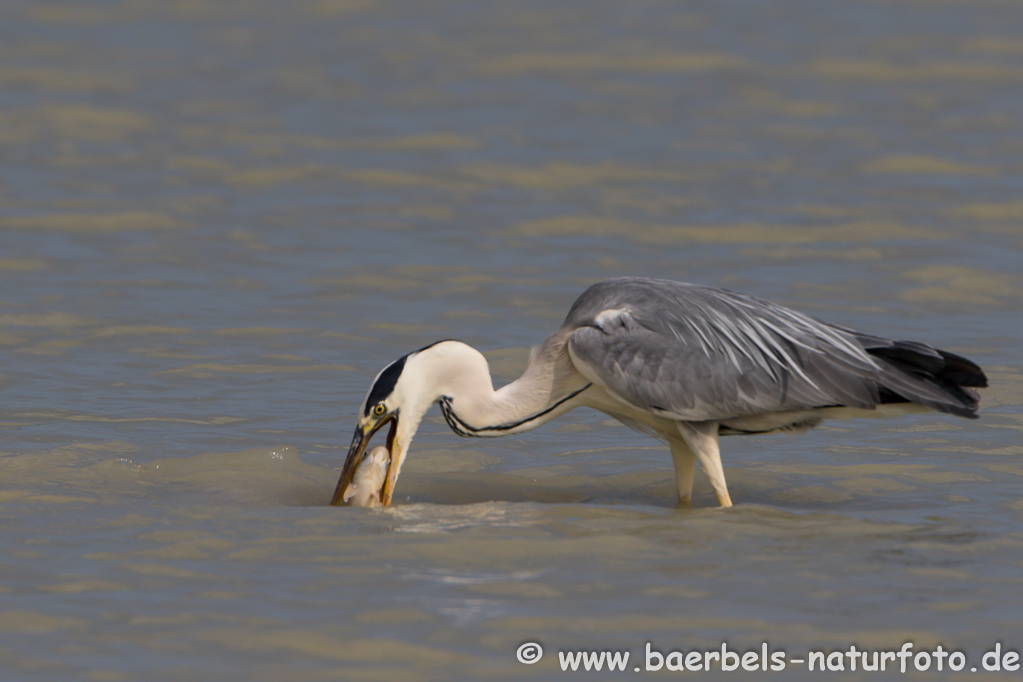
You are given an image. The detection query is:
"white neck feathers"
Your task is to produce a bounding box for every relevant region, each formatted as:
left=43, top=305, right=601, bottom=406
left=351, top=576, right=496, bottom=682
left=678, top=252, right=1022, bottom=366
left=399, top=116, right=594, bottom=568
left=397, top=340, right=587, bottom=437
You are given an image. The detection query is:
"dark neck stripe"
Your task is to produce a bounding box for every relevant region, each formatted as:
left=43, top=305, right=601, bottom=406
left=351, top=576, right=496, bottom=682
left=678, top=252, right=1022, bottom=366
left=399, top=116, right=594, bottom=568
left=438, top=383, right=591, bottom=437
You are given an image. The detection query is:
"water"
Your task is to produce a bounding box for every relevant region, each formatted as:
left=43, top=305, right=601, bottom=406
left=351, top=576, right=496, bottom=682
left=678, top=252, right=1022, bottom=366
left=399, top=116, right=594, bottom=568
left=1, top=0, right=1022, bottom=679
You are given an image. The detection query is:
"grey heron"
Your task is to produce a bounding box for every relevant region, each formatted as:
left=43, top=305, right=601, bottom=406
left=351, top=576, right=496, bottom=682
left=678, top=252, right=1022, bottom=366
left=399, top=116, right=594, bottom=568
left=330, top=277, right=987, bottom=508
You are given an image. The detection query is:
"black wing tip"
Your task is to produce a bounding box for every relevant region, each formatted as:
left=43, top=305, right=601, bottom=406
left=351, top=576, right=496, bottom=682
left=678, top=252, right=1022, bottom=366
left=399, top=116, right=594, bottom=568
left=868, top=343, right=988, bottom=386
left=874, top=359, right=986, bottom=420
left=937, top=349, right=988, bottom=388
left=868, top=341, right=989, bottom=416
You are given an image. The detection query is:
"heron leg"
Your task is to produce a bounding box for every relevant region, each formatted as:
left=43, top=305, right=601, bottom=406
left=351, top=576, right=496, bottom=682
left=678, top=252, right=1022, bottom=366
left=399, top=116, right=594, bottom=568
left=676, top=421, right=732, bottom=508
left=668, top=439, right=696, bottom=507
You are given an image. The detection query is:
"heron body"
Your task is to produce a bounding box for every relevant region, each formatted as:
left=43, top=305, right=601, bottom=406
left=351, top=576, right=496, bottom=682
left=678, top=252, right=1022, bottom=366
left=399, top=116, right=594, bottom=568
left=332, top=277, right=987, bottom=508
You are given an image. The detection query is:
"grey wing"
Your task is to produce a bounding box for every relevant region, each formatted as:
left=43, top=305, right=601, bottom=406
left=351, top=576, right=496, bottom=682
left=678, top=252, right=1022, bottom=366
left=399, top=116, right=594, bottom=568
left=564, top=279, right=884, bottom=421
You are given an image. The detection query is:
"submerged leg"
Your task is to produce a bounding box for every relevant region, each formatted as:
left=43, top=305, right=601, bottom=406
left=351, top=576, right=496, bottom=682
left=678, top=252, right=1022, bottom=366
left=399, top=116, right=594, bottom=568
left=676, top=421, right=732, bottom=508
left=668, top=439, right=696, bottom=507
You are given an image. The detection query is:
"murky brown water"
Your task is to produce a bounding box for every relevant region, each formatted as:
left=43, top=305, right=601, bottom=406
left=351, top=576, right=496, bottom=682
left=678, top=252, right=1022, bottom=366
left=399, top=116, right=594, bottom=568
left=1, top=0, right=1022, bottom=679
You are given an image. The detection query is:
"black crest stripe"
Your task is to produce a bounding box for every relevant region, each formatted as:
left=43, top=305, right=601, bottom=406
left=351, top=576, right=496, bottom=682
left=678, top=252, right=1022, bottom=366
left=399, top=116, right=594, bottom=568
left=362, top=341, right=462, bottom=417
left=363, top=354, right=408, bottom=416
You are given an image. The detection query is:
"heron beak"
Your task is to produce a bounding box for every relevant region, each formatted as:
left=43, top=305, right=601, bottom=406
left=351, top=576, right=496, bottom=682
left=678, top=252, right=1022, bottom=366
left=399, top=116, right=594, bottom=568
left=330, top=415, right=396, bottom=506
left=379, top=426, right=404, bottom=507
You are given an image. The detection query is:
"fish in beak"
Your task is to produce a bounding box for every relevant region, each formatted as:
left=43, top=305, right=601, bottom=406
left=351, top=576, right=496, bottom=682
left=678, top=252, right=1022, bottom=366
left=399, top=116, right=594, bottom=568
left=331, top=342, right=453, bottom=507
left=342, top=446, right=391, bottom=507
left=330, top=415, right=397, bottom=505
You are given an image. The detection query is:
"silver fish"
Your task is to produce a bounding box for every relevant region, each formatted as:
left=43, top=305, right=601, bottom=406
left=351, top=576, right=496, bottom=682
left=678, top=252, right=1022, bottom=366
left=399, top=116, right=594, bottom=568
left=342, top=445, right=390, bottom=507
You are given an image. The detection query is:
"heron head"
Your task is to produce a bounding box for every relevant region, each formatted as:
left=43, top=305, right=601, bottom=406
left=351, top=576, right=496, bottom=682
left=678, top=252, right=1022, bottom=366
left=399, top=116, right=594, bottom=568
left=330, top=341, right=476, bottom=506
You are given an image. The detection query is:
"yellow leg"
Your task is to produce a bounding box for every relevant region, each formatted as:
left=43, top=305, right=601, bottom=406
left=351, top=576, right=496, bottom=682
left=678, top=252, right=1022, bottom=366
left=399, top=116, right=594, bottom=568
left=676, top=421, right=732, bottom=508
left=669, top=439, right=696, bottom=507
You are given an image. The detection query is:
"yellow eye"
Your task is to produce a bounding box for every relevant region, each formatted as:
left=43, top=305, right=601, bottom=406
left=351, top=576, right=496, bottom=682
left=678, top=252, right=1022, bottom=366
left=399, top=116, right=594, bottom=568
left=373, top=403, right=386, bottom=416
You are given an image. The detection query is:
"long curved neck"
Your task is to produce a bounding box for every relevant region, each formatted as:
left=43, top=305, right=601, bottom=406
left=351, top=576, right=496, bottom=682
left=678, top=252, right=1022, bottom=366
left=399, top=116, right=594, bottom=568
left=412, top=340, right=589, bottom=438
left=439, top=374, right=590, bottom=437
left=379, top=339, right=589, bottom=505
